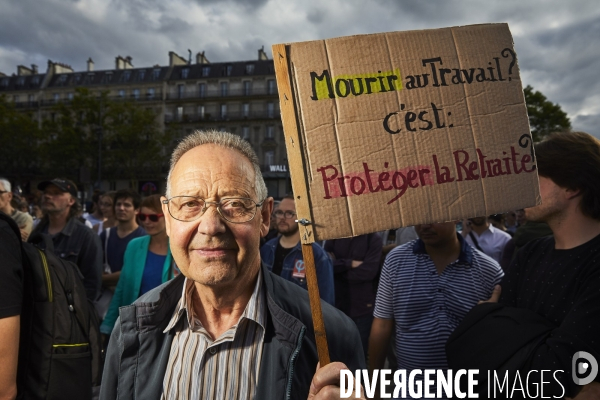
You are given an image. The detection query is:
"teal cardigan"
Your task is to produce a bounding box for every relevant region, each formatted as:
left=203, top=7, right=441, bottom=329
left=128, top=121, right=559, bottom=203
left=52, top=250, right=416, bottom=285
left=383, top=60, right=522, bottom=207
left=100, top=235, right=174, bottom=334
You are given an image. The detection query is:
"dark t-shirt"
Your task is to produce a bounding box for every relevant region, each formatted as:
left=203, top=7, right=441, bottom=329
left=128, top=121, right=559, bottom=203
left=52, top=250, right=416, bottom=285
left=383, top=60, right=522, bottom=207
left=273, top=240, right=294, bottom=276
left=500, top=233, right=600, bottom=396
left=0, top=217, right=23, bottom=318
left=139, top=251, right=167, bottom=297
left=100, top=226, right=146, bottom=273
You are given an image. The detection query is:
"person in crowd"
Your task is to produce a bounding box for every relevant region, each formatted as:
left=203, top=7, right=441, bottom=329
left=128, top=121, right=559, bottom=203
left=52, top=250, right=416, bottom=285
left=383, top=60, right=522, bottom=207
left=0, top=178, right=33, bottom=241
left=499, top=207, right=553, bottom=271
left=462, top=215, right=511, bottom=262
left=325, top=233, right=383, bottom=360
left=260, top=194, right=334, bottom=305
left=100, top=130, right=363, bottom=400
left=29, top=178, right=102, bottom=301
left=93, top=191, right=117, bottom=235
left=100, top=194, right=174, bottom=337
left=84, top=190, right=105, bottom=228
left=504, top=210, right=519, bottom=234
left=0, top=213, right=24, bottom=400
left=493, top=132, right=600, bottom=398
left=380, top=226, right=418, bottom=258
left=369, top=222, right=503, bottom=398
left=31, top=202, right=43, bottom=228
left=488, top=213, right=511, bottom=235
left=99, top=189, right=145, bottom=291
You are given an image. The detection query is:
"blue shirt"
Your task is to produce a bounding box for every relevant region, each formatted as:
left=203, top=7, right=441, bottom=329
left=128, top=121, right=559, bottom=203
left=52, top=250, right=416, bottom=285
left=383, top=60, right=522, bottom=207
left=260, top=238, right=335, bottom=305
left=100, top=226, right=146, bottom=272
left=139, top=251, right=167, bottom=296
left=374, top=235, right=503, bottom=371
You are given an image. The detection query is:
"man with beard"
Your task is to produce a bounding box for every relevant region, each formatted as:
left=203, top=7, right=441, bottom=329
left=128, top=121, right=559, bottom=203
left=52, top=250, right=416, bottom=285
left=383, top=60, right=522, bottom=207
left=29, top=178, right=102, bottom=300
left=462, top=215, right=511, bottom=262
left=495, top=132, right=600, bottom=399
left=260, top=194, right=334, bottom=304
left=369, top=222, right=503, bottom=398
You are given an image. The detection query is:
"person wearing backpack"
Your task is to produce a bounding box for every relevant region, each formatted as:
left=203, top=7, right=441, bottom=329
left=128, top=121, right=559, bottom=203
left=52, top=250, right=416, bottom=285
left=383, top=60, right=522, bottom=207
left=0, top=212, right=24, bottom=400
left=29, top=178, right=102, bottom=301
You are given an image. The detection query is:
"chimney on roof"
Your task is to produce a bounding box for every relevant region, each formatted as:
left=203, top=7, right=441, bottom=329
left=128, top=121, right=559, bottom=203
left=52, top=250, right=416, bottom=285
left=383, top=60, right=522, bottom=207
left=258, top=46, right=268, bottom=60
left=47, top=60, right=73, bottom=74
left=87, top=58, right=94, bottom=72
left=115, top=55, right=134, bottom=70
left=196, top=51, right=210, bottom=64
left=17, top=65, right=34, bottom=76
left=31, top=64, right=38, bottom=74
left=169, top=51, right=187, bottom=67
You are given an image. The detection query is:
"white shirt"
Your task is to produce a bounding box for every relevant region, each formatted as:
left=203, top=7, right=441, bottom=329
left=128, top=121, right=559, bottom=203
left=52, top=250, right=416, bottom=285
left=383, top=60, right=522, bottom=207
left=464, top=224, right=511, bottom=262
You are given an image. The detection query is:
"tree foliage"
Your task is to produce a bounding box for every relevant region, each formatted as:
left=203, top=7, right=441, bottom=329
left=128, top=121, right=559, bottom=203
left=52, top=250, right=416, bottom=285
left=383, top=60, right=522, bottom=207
left=41, top=88, right=172, bottom=184
left=0, top=96, right=43, bottom=180
left=524, top=85, right=571, bottom=142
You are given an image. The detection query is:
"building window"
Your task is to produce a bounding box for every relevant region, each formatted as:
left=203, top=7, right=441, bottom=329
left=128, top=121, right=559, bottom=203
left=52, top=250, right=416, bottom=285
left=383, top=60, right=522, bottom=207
left=198, top=105, right=205, bottom=119
left=138, top=70, right=146, bottom=80
left=220, top=82, right=228, bottom=96
left=102, top=73, right=113, bottom=83
left=176, top=106, right=183, bottom=121
left=265, top=150, right=275, bottom=166
left=242, top=103, right=250, bottom=117
left=242, top=126, right=250, bottom=140
left=53, top=93, right=60, bottom=102
left=58, top=75, right=68, bottom=85
left=16, top=77, right=25, bottom=86
left=181, top=68, right=189, bottom=79
left=118, top=90, right=125, bottom=98
left=245, top=64, right=255, bottom=75
left=266, top=125, right=274, bottom=139
left=147, top=88, right=155, bottom=99
left=220, top=104, right=227, bottom=118
left=1, top=78, right=9, bottom=87
left=123, top=71, right=131, bottom=81
left=153, top=68, right=161, bottom=80
left=133, top=89, right=140, bottom=100
left=198, top=83, right=206, bottom=98
left=67, top=92, right=73, bottom=101
left=243, top=81, right=252, bottom=96
left=28, top=94, right=34, bottom=103
left=267, top=79, right=276, bottom=95
left=267, top=102, right=275, bottom=118
left=219, top=126, right=227, bottom=132
left=226, top=65, right=233, bottom=76
left=74, top=74, right=81, bottom=84
left=202, top=66, right=211, bottom=77
left=13, top=95, right=19, bottom=103
left=178, top=84, right=185, bottom=99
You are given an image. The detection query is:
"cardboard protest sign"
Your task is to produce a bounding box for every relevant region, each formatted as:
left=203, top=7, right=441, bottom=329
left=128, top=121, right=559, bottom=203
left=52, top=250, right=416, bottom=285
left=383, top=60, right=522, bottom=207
left=273, top=23, right=540, bottom=243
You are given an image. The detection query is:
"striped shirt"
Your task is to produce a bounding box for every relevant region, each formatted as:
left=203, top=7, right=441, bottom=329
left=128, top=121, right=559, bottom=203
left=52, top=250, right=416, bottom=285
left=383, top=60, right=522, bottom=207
left=374, top=235, right=503, bottom=371
left=161, top=270, right=266, bottom=400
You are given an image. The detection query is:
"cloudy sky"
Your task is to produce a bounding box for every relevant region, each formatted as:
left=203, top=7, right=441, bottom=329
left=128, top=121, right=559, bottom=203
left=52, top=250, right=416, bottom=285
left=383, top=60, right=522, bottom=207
left=1, top=0, right=598, bottom=136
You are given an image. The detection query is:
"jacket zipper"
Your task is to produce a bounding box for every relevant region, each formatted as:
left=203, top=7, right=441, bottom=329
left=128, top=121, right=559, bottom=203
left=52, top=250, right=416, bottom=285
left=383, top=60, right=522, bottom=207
left=285, top=326, right=306, bottom=400
left=38, top=249, right=53, bottom=302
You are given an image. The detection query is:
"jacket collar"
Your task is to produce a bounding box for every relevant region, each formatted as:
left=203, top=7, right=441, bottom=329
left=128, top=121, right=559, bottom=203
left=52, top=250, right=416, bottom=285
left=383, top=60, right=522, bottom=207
left=131, top=263, right=304, bottom=348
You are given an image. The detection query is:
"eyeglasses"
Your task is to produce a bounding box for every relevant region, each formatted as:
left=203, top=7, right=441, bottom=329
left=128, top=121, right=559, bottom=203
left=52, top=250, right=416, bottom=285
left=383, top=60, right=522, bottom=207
left=138, top=213, right=164, bottom=222
left=162, top=196, right=263, bottom=223
left=0, top=190, right=8, bottom=195
left=273, top=210, right=296, bottom=219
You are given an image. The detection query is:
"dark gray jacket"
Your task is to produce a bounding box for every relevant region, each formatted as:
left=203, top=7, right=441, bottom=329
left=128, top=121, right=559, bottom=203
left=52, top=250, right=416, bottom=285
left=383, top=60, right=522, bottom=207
left=99, top=264, right=366, bottom=400
left=29, top=216, right=102, bottom=301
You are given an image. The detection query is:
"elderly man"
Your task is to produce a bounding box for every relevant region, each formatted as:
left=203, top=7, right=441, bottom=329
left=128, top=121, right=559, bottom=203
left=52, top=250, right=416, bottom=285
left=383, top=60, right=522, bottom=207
left=0, top=178, right=33, bottom=241
left=100, top=130, right=364, bottom=400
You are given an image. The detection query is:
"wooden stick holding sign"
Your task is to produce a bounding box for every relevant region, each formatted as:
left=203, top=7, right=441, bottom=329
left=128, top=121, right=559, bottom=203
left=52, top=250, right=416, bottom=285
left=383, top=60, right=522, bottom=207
left=273, top=43, right=330, bottom=366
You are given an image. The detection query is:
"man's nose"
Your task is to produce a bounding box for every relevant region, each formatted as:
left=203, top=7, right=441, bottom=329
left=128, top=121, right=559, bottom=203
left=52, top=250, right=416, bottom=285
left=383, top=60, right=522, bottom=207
left=197, top=204, right=227, bottom=235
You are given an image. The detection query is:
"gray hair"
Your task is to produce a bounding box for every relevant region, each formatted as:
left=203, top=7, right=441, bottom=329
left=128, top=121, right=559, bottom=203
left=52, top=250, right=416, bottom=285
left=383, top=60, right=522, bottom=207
left=166, top=130, right=268, bottom=201
left=0, top=178, right=10, bottom=193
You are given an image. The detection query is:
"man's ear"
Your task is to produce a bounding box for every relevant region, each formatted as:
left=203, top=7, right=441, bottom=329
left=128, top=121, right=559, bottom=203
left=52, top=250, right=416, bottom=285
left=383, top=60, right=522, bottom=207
left=565, top=187, right=581, bottom=200
left=259, top=197, right=274, bottom=237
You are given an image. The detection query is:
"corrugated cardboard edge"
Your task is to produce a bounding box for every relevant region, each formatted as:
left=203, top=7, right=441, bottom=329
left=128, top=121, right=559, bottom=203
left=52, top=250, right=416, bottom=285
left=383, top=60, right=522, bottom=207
left=272, top=43, right=315, bottom=244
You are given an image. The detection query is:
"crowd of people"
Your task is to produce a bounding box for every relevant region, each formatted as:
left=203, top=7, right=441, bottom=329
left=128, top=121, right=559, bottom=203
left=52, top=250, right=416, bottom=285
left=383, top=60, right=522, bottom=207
left=1, top=129, right=599, bottom=399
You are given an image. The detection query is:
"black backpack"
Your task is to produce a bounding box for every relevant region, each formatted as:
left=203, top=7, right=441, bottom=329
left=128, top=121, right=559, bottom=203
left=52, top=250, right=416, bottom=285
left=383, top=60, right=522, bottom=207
left=0, top=214, right=104, bottom=399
